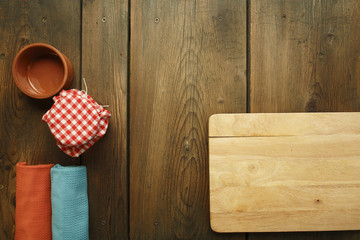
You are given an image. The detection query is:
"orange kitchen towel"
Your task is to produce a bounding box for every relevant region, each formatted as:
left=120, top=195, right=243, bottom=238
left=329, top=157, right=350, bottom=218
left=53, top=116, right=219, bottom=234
left=15, top=162, right=54, bottom=240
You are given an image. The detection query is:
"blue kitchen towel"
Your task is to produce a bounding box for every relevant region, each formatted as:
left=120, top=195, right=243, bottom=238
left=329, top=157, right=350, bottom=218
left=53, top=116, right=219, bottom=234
left=51, top=164, right=89, bottom=240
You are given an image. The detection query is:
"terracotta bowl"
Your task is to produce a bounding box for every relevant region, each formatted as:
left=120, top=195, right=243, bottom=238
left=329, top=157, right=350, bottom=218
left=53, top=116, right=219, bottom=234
left=12, top=43, right=73, bottom=99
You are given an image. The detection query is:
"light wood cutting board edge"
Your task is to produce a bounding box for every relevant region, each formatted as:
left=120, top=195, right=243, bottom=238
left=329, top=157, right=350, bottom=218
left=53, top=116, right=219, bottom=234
left=208, top=112, right=360, bottom=233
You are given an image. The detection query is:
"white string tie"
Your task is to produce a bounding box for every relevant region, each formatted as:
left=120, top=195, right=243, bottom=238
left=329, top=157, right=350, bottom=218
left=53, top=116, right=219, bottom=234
left=81, top=78, right=109, bottom=108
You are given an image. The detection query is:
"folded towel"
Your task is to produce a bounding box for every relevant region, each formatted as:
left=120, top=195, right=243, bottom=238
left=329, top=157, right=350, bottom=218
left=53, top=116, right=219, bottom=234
left=15, top=162, right=54, bottom=240
left=51, top=164, right=89, bottom=240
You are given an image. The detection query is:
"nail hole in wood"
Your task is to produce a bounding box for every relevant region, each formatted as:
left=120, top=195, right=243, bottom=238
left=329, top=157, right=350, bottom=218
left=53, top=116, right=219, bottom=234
left=184, top=145, right=190, bottom=152
left=102, top=17, right=107, bottom=23
left=327, top=33, right=335, bottom=41
left=154, top=17, right=160, bottom=23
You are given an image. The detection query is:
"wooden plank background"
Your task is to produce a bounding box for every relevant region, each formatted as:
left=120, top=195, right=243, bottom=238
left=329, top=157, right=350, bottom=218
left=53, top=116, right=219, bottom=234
left=0, top=1, right=80, bottom=239
left=249, top=0, right=360, bottom=239
left=130, top=0, right=246, bottom=239
left=82, top=0, right=129, bottom=239
left=0, top=0, right=360, bottom=239
left=250, top=0, right=360, bottom=113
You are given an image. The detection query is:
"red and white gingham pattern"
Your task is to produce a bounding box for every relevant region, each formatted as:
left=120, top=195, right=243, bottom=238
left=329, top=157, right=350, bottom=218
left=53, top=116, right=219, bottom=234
left=42, top=89, right=110, bottom=157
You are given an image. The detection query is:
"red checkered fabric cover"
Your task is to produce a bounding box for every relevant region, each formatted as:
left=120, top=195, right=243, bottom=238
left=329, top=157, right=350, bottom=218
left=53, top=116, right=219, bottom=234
left=42, top=89, right=111, bottom=157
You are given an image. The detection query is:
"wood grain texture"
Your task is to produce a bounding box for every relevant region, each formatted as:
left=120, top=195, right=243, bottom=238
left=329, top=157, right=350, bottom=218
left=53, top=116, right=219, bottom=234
left=209, top=112, right=360, bottom=137
left=210, top=113, right=360, bottom=232
left=249, top=0, right=360, bottom=238
left=130, top=0, right=246, bottom=239
left=0, top=1, right=80, bottom=239
left=250, top=0, right=360, bottom=113
left=249, top=232, right=360, bottom=240
left=82, top=0, right=128, bottom=239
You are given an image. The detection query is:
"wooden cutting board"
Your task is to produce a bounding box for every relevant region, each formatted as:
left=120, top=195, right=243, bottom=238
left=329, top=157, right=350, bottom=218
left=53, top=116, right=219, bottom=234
left=209, top=113, right=360, bottom=232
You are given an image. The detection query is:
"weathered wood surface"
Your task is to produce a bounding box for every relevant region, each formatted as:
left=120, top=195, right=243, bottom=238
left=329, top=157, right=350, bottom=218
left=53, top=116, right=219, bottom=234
left=1, top=0, right=360, bottom=239
left=0, top=1, right=80, bottom=239
left=130, top=0, right=246, bottom=239
left=249, top=0, right=360, bottom=239
left=210, top=113, right=360, bottom=232
left=250, top=0, right=360, bottom=113
left=82, top=0, right=129, bottom=239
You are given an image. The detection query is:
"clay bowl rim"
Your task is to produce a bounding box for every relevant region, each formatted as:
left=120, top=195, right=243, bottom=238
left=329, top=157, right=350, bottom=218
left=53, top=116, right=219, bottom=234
left=12, top=43, right=69, bottom=99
